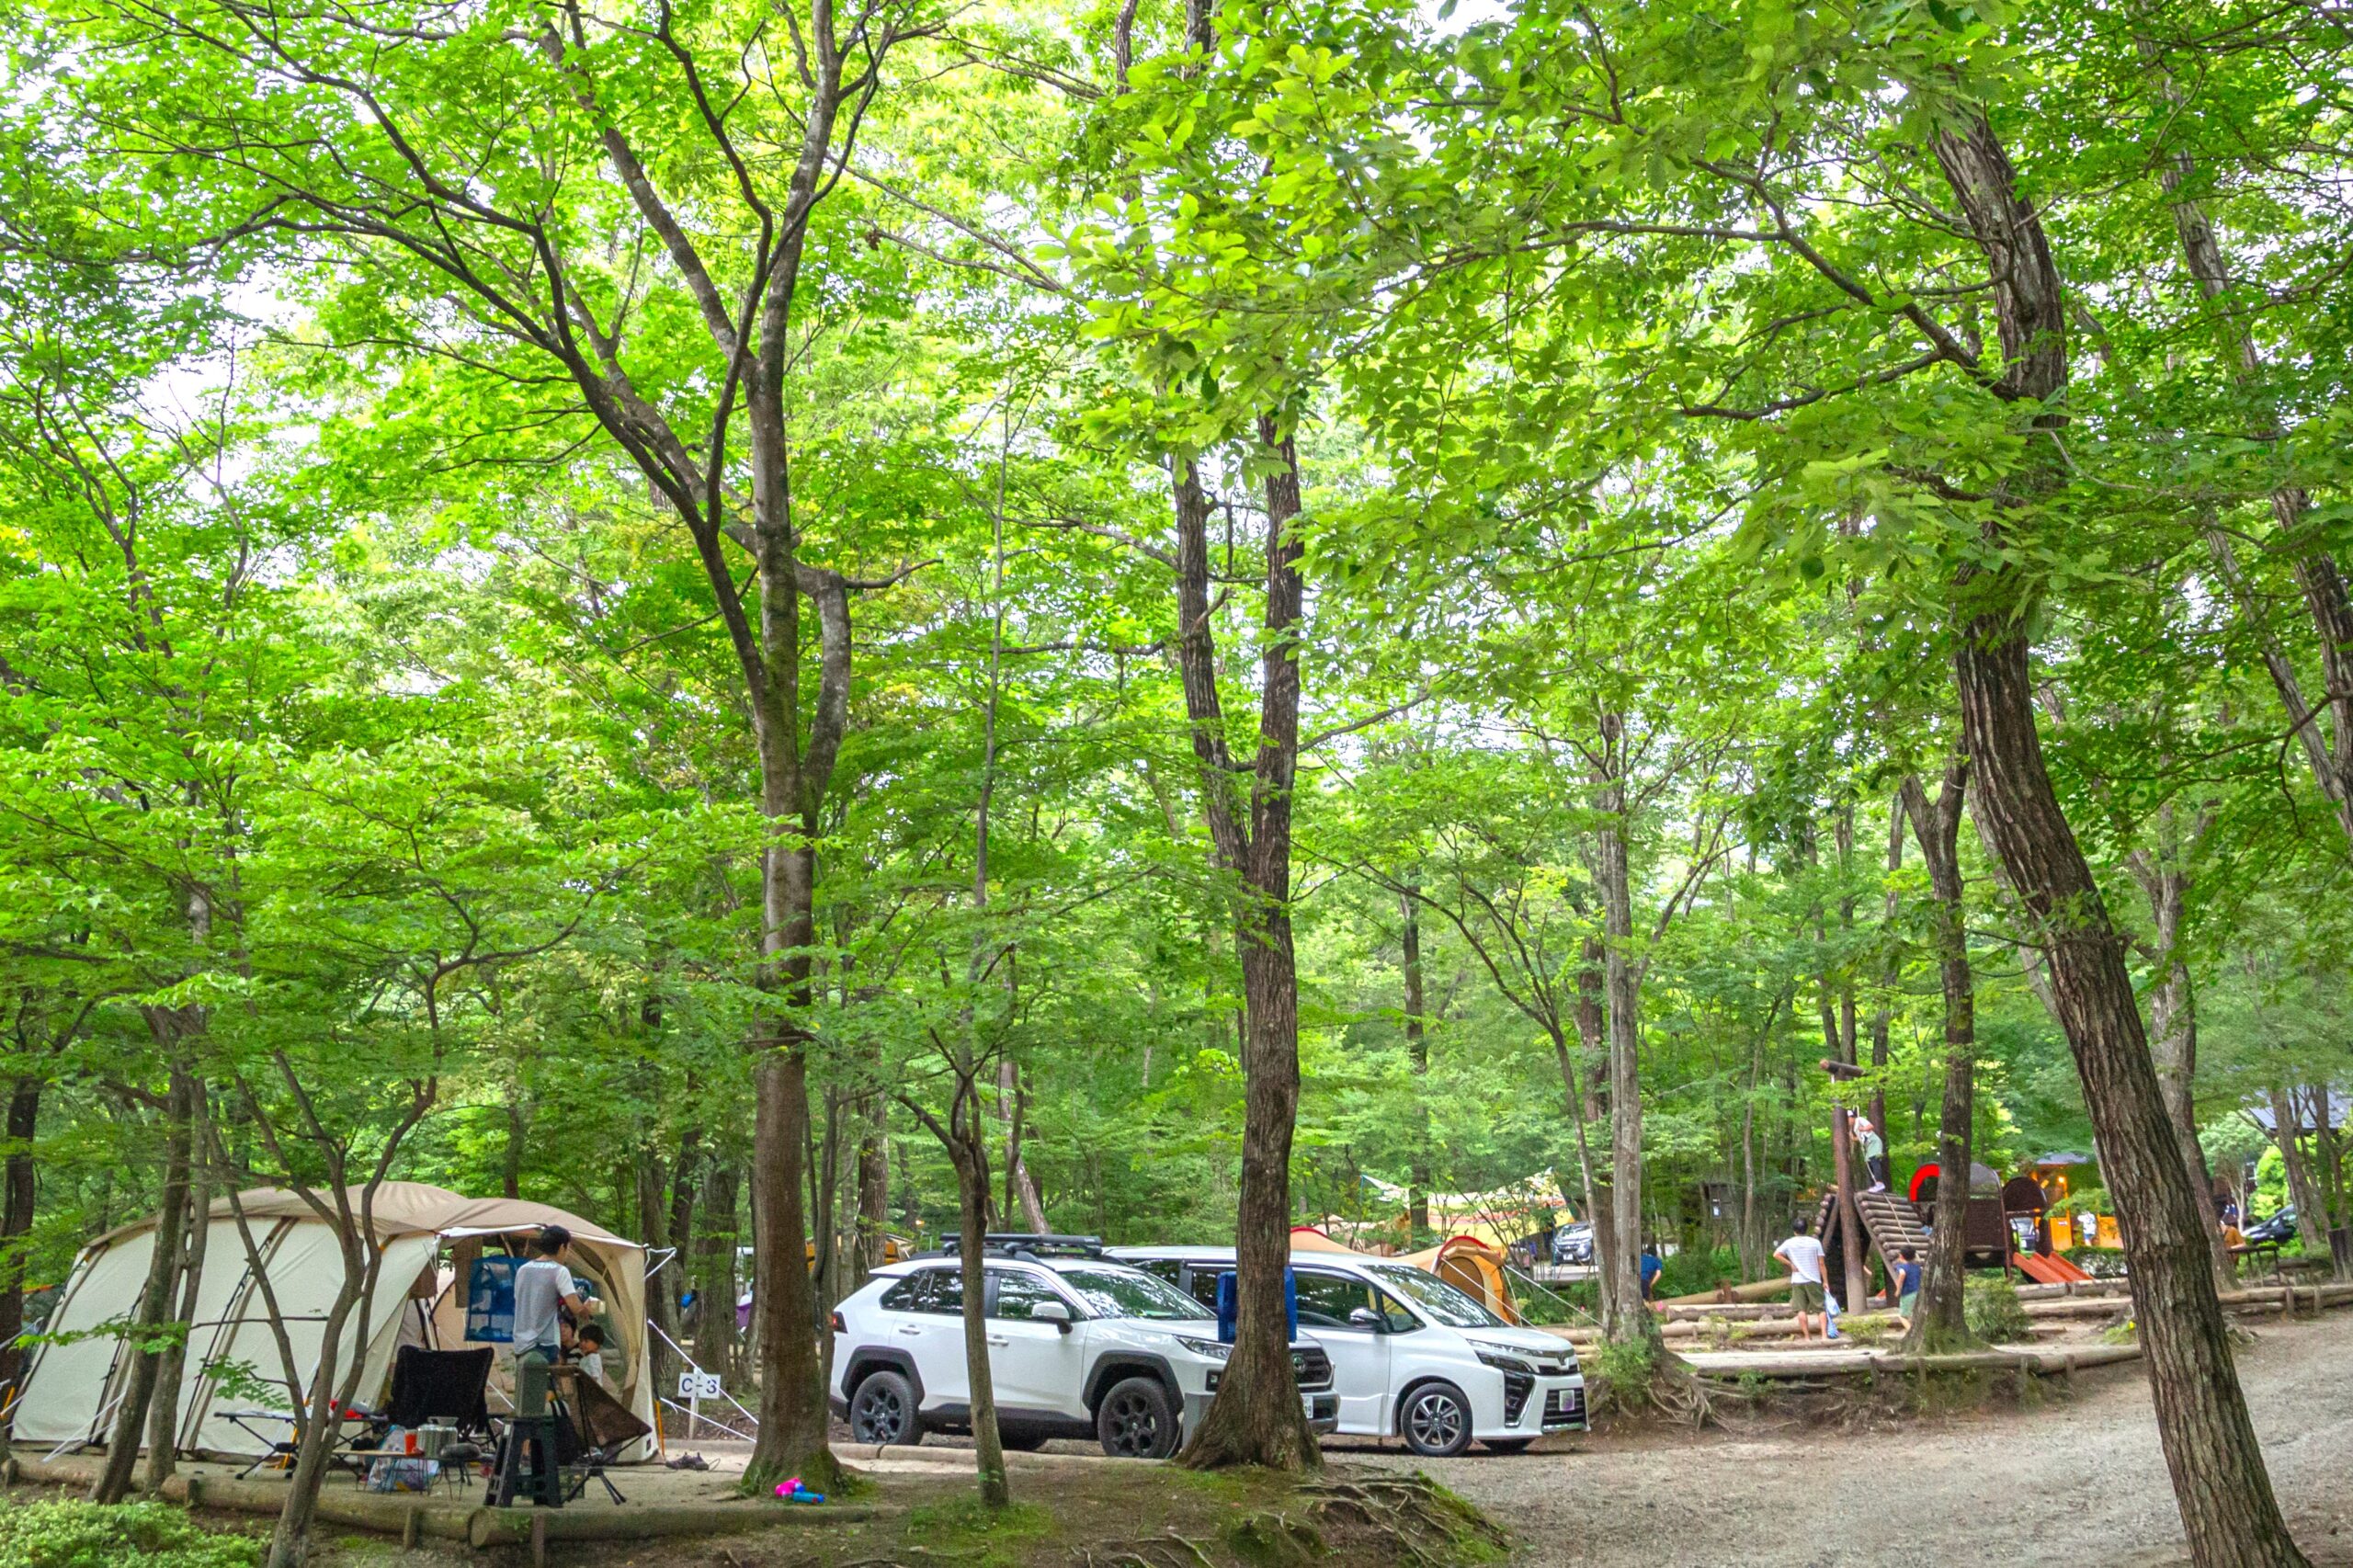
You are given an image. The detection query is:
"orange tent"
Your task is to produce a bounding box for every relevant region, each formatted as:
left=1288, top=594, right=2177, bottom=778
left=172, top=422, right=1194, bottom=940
left=1401, top=1235, right=1524, bottom=1324
left=1288, top=1224, right=1362, bottom=1255
left=1286, top=1226, right=1523, bottom=1324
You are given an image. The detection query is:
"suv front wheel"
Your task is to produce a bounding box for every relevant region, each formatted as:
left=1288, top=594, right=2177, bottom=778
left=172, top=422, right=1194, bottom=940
left=1399, top=1381, right=1473, bottom=1458
left=1096, top=1376, right=1177, bottom=1459
left=848, top=1369, right=921, bottom=1446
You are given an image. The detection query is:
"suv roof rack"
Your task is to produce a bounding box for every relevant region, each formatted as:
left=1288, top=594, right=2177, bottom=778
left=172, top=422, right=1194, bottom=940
left=937, top=1232, right=1105, bottom=1261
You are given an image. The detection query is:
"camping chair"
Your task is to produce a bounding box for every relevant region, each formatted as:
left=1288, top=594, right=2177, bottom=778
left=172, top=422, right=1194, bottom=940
left=363, top=1346, right=494, bottom=1493
left=224, top=1404, right=386, bottom=1482
left=559, top=1371, right=649, bottom=1506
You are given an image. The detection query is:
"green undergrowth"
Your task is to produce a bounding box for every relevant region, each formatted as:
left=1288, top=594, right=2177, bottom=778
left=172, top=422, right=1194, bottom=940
left=1963, top=1278, right=2035, bottom=1344
left=902, top=1495, right=1053, bottom=1568
left=0, top=1499, right=264, bottom=1568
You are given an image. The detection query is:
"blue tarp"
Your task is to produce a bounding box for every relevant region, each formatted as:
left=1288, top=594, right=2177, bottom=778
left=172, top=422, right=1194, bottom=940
left=465, top=1255, right=518, bottom=1343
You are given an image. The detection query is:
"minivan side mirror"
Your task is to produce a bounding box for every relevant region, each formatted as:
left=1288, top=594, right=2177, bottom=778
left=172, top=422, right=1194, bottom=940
left=1347, top=1306, right=1383, bottom=1331
left=1031, top=1301, right=1074, bottom=1332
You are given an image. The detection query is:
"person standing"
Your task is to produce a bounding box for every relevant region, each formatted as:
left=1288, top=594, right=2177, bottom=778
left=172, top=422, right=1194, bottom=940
left=512, top=1225, right=601, bottom=1416
left=1638, top=1244, right=1665, bottom=1301
left=1775, top=1217, right=1829, bottom=1341
left=1854, top=1115, right=1890, bottom=1193
left=1889, top=1247, right=1923, bottom=1329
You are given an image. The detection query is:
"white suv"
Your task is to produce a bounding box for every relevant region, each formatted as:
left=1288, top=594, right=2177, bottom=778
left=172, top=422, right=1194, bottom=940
left=829, top=1241, right=1338, bottom=1459
left=1108, top=1244, right=1586, bottom=1456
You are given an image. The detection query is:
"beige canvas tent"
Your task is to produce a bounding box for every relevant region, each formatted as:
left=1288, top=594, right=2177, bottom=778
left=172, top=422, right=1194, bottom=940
left=13, top=1182, right=657, bottom=1462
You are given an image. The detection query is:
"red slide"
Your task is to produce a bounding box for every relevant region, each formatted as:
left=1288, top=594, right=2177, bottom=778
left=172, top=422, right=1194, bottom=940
left=2013, top=1251, right=2094, bottom=1285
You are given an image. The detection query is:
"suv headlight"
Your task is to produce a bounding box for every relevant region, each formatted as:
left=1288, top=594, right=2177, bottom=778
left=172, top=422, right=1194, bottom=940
left=1475, top=1349, right=1535, bottom=1375
left=1176, top=1335, right=1232, bottom=1361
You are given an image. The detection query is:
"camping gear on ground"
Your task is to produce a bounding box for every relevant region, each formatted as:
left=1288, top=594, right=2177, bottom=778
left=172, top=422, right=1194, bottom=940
left=14, top=1182, right=657, bottom=1464
left=365, top=1429, right=438, bottom=1493
left=222, top=1406, right=382, bottom=1482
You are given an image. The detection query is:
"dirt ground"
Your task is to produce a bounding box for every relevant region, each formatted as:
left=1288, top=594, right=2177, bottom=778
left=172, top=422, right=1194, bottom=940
left=1352, top=1312, right=2353, bottom=1567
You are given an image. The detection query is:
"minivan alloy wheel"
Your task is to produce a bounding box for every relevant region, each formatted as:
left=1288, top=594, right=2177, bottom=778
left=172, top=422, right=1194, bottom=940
left=1401, top=1383, right=1472, bottom=1457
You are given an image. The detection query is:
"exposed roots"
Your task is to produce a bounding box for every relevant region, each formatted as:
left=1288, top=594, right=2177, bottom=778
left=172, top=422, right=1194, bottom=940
left=1589, top=1337, right=1715, bottom=1426
left=1302, top=1473, right=1507, bottom=1567
left=1076, top=1532, right=1219, bottom=1568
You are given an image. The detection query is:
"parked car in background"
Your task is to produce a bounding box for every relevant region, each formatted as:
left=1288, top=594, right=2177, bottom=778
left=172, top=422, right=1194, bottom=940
left=1108, top=1244, right=1586, bottom=1457
left=829, top=1234, right=1336, bottom=1459
left=2241, top=1208, right=2300, bottom=1246
left=1551, top=1223, right=1596, bottom=1267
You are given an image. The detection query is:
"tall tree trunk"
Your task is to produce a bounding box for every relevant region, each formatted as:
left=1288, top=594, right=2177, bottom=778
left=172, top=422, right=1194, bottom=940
left=92, top=1069, right=193, bottom=1505
left=2132, top=813, right=2236, bottom=1290
left=1934, top=108, right=2306, bottom=1568
left=942, top=1091, right=1007, bottom=1506
left=2268, top=1089, right=2333, bottom=1257
left=996, top=1059, right=1048, bottom=1233
left=1870, top=801, right=1901, bottom=1134
left=1169, top=425, right=1317, bottom=1472
left=1400, top=890, right=1433, bottom=1244
left=1901, top=766, right=1975, bottom=1347
left=1591, top=738, right=1659, bottom=1349
left=266, top=1270, right=364, bottom=1568
left=694, top=1164, right=742, bottom=1389
left=0, top=1074, right=42, bottom=1413
left=638, top=1144, right=683, bottom=1401
left=1809, top=820, right=1869, bottom=1312
left=746, top=803, right=838, bottom=1487
left=1574, top=937, right=1620, bottom=1318
left=857, top=1094, right=891, bottom=1274
left=145, top=1085, right=213, bottom=1489
left=2306, top=1088, right=2348, bottom=1279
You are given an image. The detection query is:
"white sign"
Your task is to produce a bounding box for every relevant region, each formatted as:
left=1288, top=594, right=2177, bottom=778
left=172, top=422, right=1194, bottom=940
left=678, top=1371, right=725, bottom=1400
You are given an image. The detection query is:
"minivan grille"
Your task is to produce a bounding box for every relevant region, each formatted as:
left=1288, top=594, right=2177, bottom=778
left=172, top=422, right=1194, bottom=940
left=1291, top=1346, right=1333, bottom=1391
left=1544, top=1386, right=1586, bottom=1427
left=1501, top=1370, right=1535, bottom=1425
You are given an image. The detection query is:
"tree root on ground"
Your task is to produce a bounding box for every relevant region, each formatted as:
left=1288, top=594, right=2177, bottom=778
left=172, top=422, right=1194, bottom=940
left=1076, top=1533, right=1219, bottom=1568
left=1302, top=1473, right=1507, bottom=1567
left=1640, top=1357, right=1715, bottom=1426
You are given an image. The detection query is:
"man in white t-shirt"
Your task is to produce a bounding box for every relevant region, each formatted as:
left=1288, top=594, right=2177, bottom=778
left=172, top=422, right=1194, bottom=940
left=511, top=1225, right=601, bottom=1415
left=1774, top=1216, right=1829, bottom=1342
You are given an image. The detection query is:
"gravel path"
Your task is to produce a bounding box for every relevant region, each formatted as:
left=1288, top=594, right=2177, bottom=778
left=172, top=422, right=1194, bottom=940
left=1348, top=1313, right=2353, bottom=1567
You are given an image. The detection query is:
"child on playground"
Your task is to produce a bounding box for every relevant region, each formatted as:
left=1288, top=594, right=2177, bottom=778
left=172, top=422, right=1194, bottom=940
left=1775, top=1217, right=1829, bottom=1341
left=1854, top=1114, right=1890, bottom=1193
left=1890, top=1246, right=1923, bottom=1328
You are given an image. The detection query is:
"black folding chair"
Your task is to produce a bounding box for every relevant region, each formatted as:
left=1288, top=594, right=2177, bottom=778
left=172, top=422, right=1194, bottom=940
left=560, top=1371, right=648, bottom=1506
left=369, top=1346, right=494, bottom=1492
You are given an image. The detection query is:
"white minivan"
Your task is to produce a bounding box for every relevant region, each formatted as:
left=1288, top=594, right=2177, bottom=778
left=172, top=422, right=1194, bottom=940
left=830, top=1241, right=1337, bottom=1458
left=1108, top=1244, right=1586, bottom=1456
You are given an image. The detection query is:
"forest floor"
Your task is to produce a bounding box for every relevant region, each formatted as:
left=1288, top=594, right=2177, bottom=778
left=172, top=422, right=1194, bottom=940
left=11, top=1314, right=2343, bottom=1567
left=1352, top=1310, right=2353, bottom=1567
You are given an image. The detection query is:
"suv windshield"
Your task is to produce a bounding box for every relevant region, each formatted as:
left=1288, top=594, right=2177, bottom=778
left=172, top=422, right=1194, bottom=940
left=1057, top=1266, right=1211, bottom=1321
left=1365, top=1264, right=1505, bottom=1328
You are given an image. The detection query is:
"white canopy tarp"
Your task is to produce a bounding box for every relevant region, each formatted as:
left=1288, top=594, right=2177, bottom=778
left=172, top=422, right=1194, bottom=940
left=13, top=1182, right=655, bottom=1462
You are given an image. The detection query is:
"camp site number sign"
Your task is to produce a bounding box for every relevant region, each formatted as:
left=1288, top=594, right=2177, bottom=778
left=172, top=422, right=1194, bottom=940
left=678, top=1371, right=725, bottom=1400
